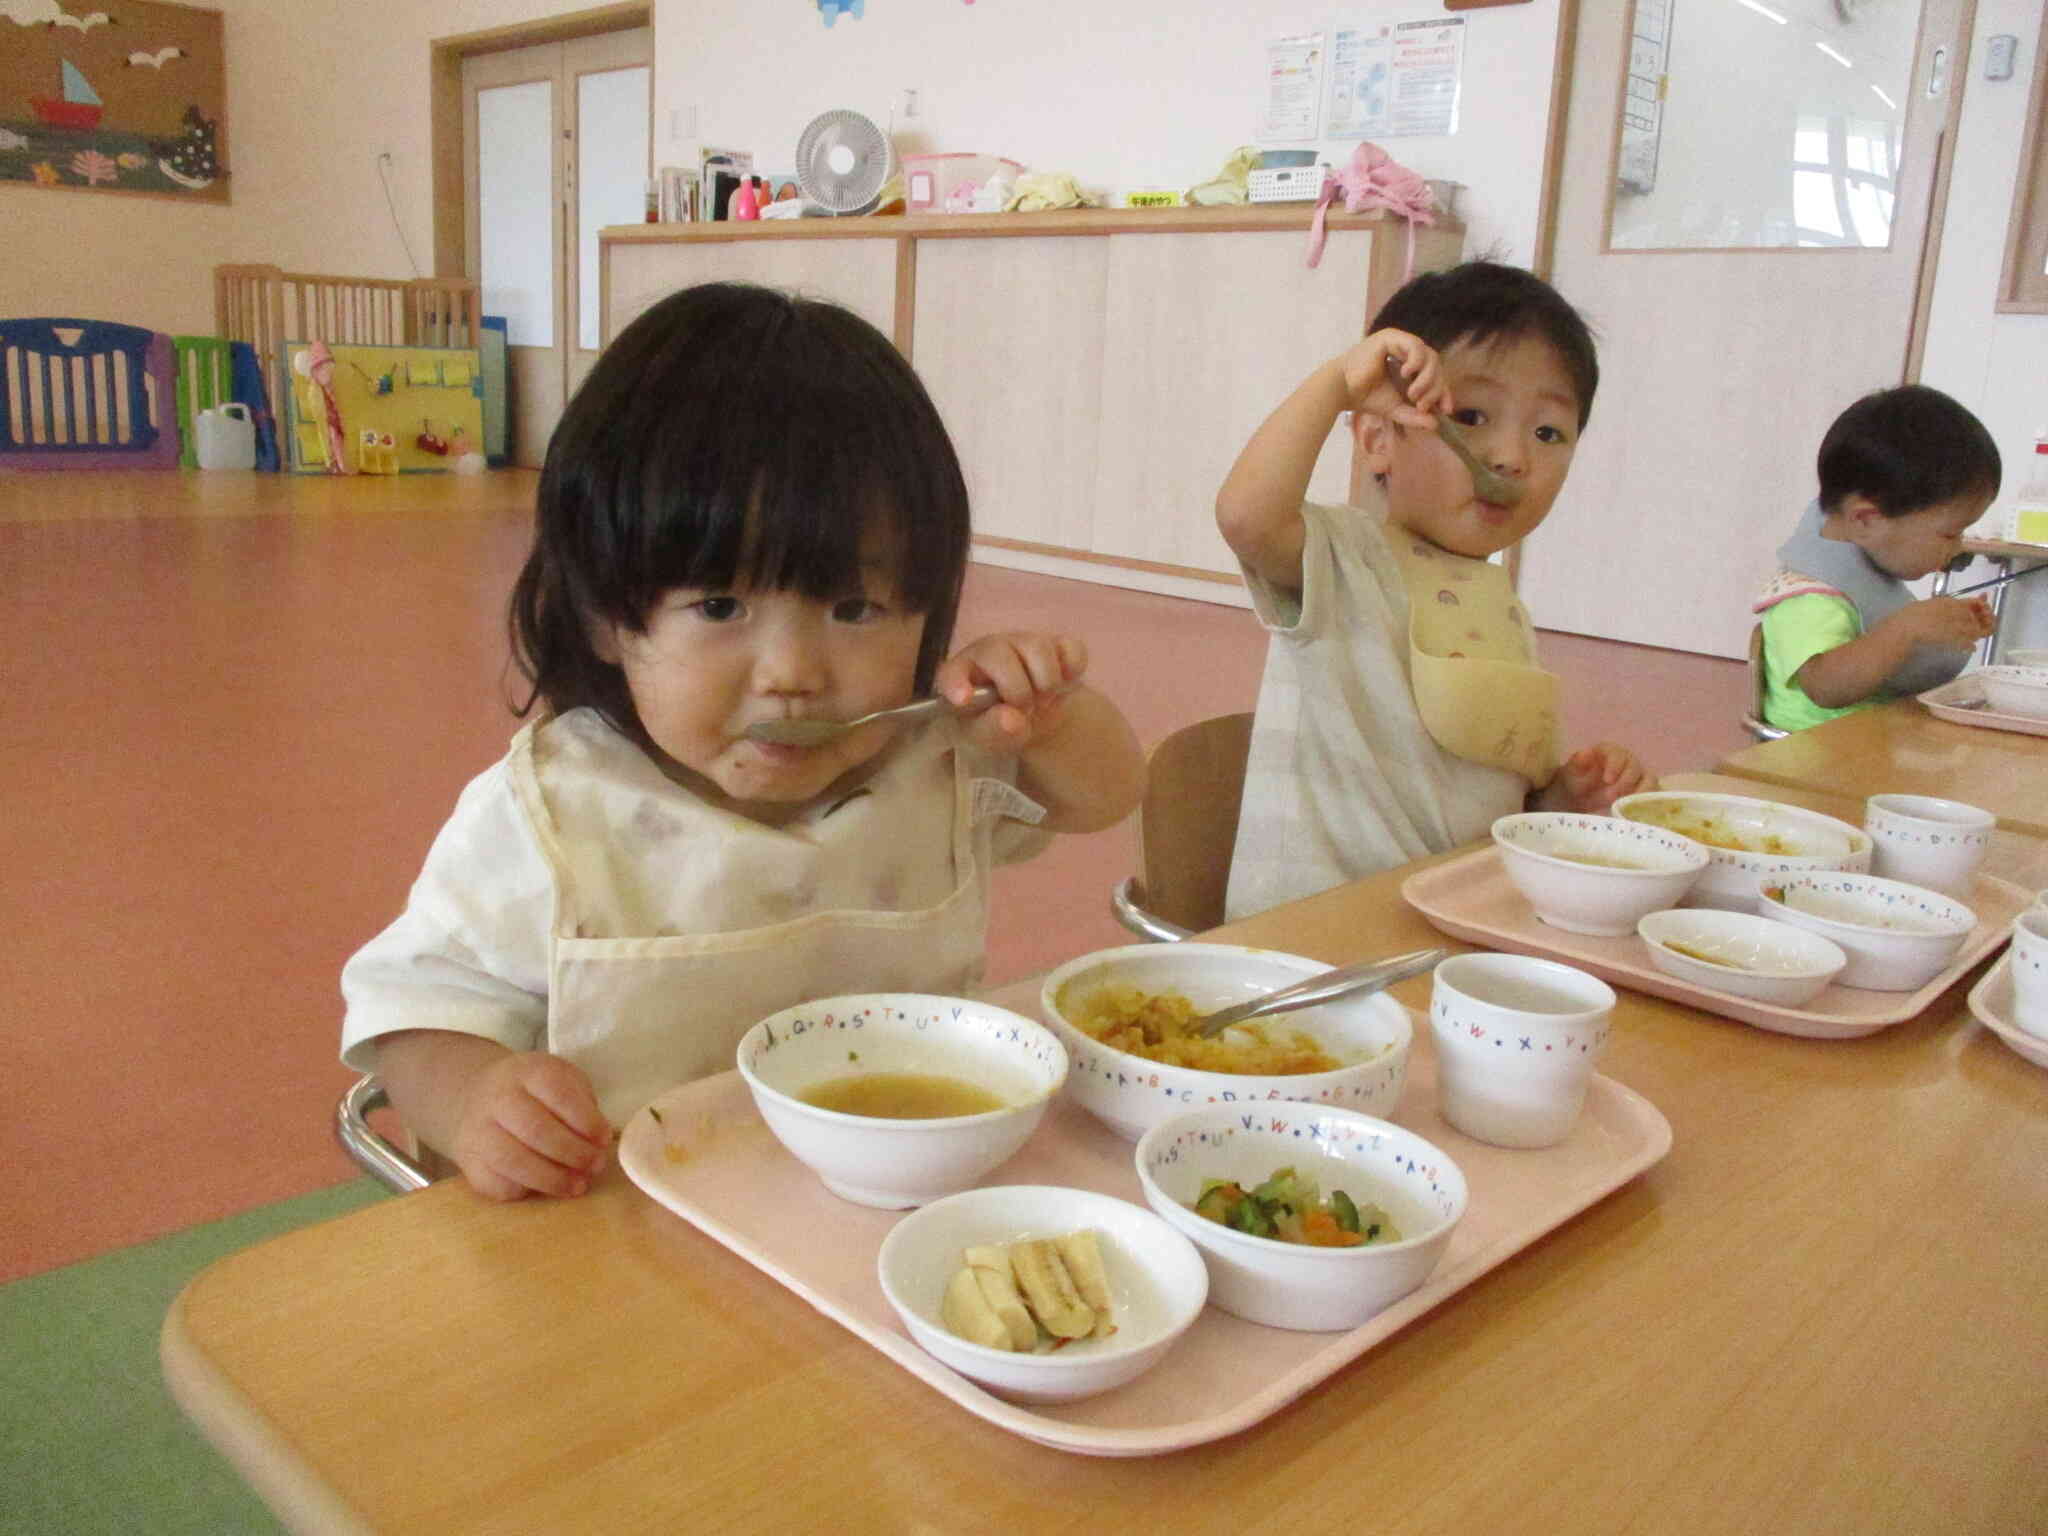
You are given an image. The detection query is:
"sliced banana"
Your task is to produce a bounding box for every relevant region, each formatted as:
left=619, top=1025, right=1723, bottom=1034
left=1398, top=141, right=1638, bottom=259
left=940, top=1265, right=1011, bottom=1350
left=1007, top=1237, right=1097, bottom=1340
left=1055, top=1229, right=1118, bottom=1340
left=940, top=1230, right=1119, bottom=1352
left=963, top=1244, right=1037, bottom=1351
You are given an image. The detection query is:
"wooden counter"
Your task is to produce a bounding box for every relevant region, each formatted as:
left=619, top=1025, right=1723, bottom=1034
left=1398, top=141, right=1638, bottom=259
left=602, top=206, right=1464, bottom=601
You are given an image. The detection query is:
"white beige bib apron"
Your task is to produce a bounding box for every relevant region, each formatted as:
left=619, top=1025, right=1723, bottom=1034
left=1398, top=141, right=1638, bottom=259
left=508, top=730, right=1019, bottom=1126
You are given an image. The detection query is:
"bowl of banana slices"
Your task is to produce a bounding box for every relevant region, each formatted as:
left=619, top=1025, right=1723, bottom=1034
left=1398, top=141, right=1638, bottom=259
left=875, top=1184, right=1208, bottom=1403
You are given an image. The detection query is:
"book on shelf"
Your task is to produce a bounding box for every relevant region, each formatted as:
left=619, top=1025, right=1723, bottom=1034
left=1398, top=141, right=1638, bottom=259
left=698, top=145, right=753, bottom=220
left=657, top=165, right=699, bottom=224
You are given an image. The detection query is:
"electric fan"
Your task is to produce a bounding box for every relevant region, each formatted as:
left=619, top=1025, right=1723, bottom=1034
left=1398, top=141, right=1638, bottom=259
left=795, top=108, right=894, bottom=216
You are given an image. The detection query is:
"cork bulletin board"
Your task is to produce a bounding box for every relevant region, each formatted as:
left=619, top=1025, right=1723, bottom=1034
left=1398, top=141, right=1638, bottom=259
left=1, top=0, right=228, bottom=202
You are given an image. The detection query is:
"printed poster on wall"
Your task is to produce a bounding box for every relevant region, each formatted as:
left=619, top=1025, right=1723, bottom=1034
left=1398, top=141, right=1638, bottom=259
left=0, top=0, right=228, bottom=201
left=1259, top=32, right=1324, bottom=143
left=1325, top=16, right=1466, bottom=140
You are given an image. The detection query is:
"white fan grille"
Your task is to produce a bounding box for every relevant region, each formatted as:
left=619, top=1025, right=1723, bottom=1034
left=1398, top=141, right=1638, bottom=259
left=795, top=109, right=892, bottom=216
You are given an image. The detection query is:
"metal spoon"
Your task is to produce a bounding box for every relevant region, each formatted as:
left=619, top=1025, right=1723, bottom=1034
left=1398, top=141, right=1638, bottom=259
left=1383, top=356, right=1524, bottom=506
left=1193, top=947, right=1449, bottom=1039
left=744, top=686, right=998, bottom=747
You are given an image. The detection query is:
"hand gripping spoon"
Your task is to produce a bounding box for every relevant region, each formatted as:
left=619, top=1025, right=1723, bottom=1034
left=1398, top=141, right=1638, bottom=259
left=745, top=686, right=999, bottom=747
left=1383, top=355, right=1523, bottom=506
left=1192, top=947, right=1449, bottom=1039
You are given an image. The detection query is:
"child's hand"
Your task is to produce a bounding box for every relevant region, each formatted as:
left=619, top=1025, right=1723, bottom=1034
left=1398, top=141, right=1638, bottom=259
left=937, top=632, right=1087, bottom=755
left=1542, top=742, right=1648, bottom=815
left=1338, top=327, right=1452, bottom=429
left=451, top=1050, right=611, bottom=1202
left=1900, top=594, right=1995, bottom=650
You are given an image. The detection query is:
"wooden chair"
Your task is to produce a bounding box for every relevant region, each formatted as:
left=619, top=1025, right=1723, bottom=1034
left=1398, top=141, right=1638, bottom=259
left=1111, top=712, right=1255, bottom=942
left=1743, top=623, right=1789, bottom=741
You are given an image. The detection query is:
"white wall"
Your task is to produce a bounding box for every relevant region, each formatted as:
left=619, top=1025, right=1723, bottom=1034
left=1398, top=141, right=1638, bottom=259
left=1921, top=0, right=2048, bottom=652
left=650, top=0, right=1560, bottom=265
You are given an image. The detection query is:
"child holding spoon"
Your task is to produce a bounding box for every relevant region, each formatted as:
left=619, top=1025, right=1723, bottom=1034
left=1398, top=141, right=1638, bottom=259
left=1754, top=384, right=2001, bottom=734
left=1216, top=260, right=1646, bottom=920
left=341, top=282, right=1141, bottom=1201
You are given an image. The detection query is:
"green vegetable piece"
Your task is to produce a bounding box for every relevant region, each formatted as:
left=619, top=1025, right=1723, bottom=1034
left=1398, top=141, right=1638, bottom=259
left=1194, top=1184, right=1238, bottom=1226
left=1331, top=1188, right=1361, bottom=1233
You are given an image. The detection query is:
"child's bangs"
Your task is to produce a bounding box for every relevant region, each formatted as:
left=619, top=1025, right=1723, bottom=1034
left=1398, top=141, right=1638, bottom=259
left=650, top=359, right=953, bottom=612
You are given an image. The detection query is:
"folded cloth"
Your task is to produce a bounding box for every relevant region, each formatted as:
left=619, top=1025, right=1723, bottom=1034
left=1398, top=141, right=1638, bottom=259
left=1002, top=171, right=1098, bottom=212
left=1186, top=145, right=1260, bottom=206
left=1306, top=142, right=1438, bottom=276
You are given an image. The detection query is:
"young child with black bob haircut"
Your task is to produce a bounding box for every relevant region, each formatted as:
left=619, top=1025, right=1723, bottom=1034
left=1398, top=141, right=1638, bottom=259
left=1755, top=384, right=1999, bottom=733
left=341, top=282, right=1143, bottom=1200
left=1217, top=260, right=1647, bottom=920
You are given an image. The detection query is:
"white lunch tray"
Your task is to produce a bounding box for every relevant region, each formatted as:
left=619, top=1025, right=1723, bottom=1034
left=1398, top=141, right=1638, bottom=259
left=619, top=1054, right=1669, bottom=1457
left=1402, top=847, right=2023, bottom=1040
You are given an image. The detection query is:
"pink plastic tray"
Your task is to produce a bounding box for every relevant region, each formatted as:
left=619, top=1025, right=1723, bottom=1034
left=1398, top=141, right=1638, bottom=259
left=619, top=1054, right=1669, bottom=1456
left=1919, top=674, right=2048, bottom=738
left=1402, top=847, right=2024, bottom=1040
left=1968, top=954, right=2048, bottom=1069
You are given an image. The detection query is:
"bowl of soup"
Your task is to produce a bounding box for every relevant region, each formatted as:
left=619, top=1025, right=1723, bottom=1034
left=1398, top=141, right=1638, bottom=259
left=1037, top=944, right=1413, bottom=1143
left=736, top=993, right=1068, bottom=1208
left=1611, top=791, right=1872, bottom=911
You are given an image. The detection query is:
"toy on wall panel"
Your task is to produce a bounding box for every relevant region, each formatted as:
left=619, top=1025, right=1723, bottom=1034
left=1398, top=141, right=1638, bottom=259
left=416, top=420, right=450, bottom=455
left=292, top=342, right=350, bottom=474
left=816, top=0, right=863, bottom=26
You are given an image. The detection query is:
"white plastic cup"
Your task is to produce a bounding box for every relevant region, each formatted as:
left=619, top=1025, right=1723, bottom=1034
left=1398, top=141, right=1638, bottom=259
left=1428, top=954, right=1614, bottom=1149
left=2011, top=909, right=2048, bottom=1039
left=1862, top=794, right=1994, bottom=899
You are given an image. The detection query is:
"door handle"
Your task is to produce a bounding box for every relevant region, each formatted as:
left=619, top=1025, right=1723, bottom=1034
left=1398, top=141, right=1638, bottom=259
left=1927, top=43, right=1949, bottom=98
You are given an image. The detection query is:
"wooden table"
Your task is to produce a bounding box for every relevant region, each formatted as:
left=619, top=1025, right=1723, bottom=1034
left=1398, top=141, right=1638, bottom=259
left=163, top=851, right=2047, bottom=1535
left=1718, top=697, right=2048, bottom=840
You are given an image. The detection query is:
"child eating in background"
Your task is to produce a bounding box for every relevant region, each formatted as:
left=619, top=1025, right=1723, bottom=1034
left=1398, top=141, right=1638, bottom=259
left=341, top=283, right=1143, bottom=1201
left=1215, top=261, right=1646, bottom=920
left=1754, top=384, right=1999, bottom=734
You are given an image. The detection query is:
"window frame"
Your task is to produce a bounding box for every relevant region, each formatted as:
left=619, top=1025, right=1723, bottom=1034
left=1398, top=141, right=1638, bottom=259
left=1997, top=28, right=2048, bottom=313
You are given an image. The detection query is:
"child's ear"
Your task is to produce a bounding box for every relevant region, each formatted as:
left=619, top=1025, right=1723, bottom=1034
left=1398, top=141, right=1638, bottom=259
left=1835, top=493, right=1888, bottom=543
left=1352, top=409, right=1397, bottom=478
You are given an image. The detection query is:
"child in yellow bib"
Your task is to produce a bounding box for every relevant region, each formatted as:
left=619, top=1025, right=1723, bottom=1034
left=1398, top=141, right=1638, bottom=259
left=1217, top=261, right=1646, bottom=920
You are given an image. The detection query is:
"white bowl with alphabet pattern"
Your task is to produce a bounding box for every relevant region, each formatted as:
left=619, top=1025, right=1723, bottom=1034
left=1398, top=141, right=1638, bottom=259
left=736, top=993, right=1067, bottom=1209
left=1038, top=944, right=1412, bottom=1143
left=1756, top=873, right=1975, bottom=992
left=1133, top=1100, right=1466, bottom=1332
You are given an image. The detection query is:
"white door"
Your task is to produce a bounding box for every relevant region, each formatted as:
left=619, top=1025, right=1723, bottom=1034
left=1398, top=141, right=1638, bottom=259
left=463, top=28, right=651, bottom=467
left=1525, top=0, right=1969, bottom=659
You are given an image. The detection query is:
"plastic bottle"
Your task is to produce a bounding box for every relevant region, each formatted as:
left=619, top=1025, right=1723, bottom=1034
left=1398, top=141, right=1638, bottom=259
left=2013, top=427, right=2048, bottom=545
left=730, top=176, right=760, bottom=221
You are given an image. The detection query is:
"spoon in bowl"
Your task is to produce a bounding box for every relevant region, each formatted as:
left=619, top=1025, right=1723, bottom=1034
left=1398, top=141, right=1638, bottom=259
left=1193, top=947, right=1449, bottom=1039
left=1383, top=355, right=1523, bottom=506
left=745, top=686, right=999, bottom=747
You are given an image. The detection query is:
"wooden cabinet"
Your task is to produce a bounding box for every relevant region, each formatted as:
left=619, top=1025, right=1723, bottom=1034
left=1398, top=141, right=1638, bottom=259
left=603, top=208, right=1461, bottom=602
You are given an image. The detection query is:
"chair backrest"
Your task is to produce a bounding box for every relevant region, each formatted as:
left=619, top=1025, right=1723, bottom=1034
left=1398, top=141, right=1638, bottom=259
left=1129, top=712, right=1255, bottom=935
left=1743, top=623, right=1788, bottom=741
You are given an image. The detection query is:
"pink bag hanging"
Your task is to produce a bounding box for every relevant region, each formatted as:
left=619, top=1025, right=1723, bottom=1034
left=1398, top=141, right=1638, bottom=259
left=1305, top=142, right=1438, bottom=276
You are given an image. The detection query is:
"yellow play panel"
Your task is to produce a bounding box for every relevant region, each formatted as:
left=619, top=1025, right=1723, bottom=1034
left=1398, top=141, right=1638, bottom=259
left=283, top=341, right=484, bottom=475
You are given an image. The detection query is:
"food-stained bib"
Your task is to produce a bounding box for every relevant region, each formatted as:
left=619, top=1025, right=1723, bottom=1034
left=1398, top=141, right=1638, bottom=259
left=1389, top=533, right=1560, bottom=787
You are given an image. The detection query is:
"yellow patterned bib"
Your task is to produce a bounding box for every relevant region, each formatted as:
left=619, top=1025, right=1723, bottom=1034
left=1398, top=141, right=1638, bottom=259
left=1388, top=531, right=1560, bottom=787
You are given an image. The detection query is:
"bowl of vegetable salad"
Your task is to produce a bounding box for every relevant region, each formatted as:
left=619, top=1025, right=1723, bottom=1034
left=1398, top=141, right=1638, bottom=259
left=1133, top=1100, right=1466, bottom=1332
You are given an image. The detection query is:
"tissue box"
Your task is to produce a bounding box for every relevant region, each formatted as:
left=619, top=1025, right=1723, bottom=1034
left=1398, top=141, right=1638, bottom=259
left=903, top=153, right=1023, bottom=214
